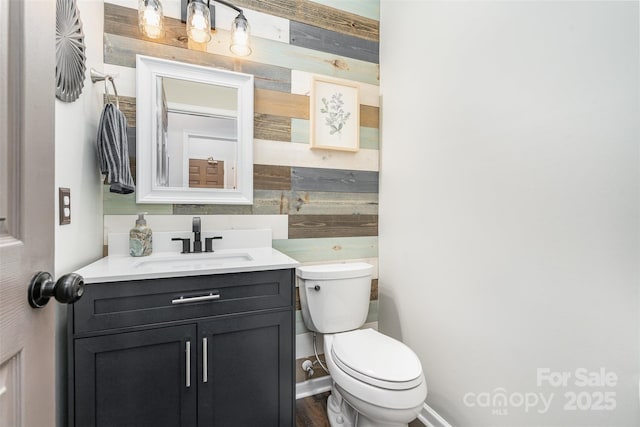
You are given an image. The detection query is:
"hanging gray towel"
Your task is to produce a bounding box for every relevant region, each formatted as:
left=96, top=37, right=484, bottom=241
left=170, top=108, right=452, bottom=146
left=97, top=103, right=135, bottom=194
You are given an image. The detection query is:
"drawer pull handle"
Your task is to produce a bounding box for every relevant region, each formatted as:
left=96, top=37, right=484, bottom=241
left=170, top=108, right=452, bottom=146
left=186, top=341, right=191, bottom=388
left=172, top=293, right=220, bottom=305
left=203, top=337, right=208, bottom=383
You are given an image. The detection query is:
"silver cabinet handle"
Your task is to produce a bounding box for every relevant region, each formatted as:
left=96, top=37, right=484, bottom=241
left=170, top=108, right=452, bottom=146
left=186, top=341, right=191, bottom=388
left=202, top=337, right=208, bottom=383
left=172, top=293, right=220, bottom=305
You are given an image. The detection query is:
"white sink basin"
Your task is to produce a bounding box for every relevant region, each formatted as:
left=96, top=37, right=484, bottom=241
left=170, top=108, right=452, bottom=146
left=75, top=230, right=300, bottom=283
left=133, top=252, right=254, bottom=270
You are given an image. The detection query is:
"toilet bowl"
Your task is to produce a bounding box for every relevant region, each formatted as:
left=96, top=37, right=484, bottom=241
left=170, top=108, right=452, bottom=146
left=296, top=263, right=427, bottom=427
left=324, top=330, right=427, bottom=427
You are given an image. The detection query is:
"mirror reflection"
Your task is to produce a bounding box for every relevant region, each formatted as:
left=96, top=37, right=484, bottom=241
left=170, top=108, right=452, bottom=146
left=136, top=55, right=253, bottom=205
left=157, top=77, right=239, bottom=190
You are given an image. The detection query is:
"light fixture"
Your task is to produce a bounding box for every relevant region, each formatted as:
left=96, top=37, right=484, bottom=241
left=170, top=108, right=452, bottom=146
left=186, top=0, right=212, bottom=43
left=181, top=0, right=252, bottom=56
left=230, top=11, right=251, bottom=56
left=138, top=0, right=164, bottom=39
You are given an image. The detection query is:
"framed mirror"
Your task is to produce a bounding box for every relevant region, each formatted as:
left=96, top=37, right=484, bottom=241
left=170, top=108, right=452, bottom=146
left=136, top=55, right=254, bottom=204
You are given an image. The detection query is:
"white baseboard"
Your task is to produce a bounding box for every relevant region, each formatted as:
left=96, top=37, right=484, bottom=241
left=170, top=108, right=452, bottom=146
left=295, top=375, right=332, bottom=399
left=416, top=403, right=452, bottom=427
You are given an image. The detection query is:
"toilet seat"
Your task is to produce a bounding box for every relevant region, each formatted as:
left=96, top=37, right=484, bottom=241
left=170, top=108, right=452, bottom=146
left=331, top=329, right=423, bottom=390
left=324, top=333, right=428, bottom=412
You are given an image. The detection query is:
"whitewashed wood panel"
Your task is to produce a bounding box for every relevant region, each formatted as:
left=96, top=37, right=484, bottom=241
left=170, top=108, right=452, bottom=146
left=290, top=119, right=307, bottom=144
left=254, top=190, right=379, bottom=216
left=291, top=70, right=379, bottom=107
left=205, top=28, right=379, bottom=85
left=254, top=139, right=379, bottom=172
left=288, top=191, right=378, bottom=215
left=232, top=0, right=378, bottom=41
left=308, top=0, right=379, bottom=21
left=106, top=0, right=182, bottom=19
left=105, top=0, right=290, bottom=42
left=105, top=33, right=292, bottom=92
left=103, top=187, right=173, bottom=215
left=172, top=204, right=253, bottom=215
left=104, top=214, right=288, bottom=244
left=273, top=236, right=378, bottom=262
left=291, top=118, right=379, bottom=149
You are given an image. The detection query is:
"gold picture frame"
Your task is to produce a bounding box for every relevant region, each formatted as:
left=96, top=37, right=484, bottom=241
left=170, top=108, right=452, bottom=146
left=310, top=76, right=360, bottom=152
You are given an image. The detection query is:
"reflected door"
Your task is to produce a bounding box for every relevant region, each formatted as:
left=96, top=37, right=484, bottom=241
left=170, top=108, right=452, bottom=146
left=188, top=159, right=225, bottom=189
left=0, top=0, right=56, bottom=425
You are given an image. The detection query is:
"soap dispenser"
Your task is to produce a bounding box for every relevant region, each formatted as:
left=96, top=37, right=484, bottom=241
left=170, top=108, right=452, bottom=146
left=129, top=213, right=152, bottom=257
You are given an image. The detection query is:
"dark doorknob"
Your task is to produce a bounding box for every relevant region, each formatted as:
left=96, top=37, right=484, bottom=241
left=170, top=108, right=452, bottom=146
left=28, top=271, right=85, bottom=308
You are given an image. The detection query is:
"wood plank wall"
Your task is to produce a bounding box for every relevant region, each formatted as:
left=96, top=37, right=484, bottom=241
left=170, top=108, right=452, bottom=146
left=101, top=1, right=380, bottom=355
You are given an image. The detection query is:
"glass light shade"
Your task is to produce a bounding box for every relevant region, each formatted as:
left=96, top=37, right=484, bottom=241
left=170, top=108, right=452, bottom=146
left=138, top=0, right=164, bottom=39
left=230, top=12, right=251, bottom=56
left=187, top=1, right=212, bottom=43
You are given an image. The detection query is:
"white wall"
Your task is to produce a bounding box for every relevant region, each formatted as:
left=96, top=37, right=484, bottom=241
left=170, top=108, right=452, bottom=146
left=379, top=1, right=639, bottom=426
left=54, top=1, right=105, bottom=273
left=54, top=1, right=105, bottom=425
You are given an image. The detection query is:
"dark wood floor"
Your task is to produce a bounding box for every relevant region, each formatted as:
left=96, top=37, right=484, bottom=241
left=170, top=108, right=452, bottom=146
left=295, top=392, right=423, bottom=427
left=296, top=392, right=331, bottom=427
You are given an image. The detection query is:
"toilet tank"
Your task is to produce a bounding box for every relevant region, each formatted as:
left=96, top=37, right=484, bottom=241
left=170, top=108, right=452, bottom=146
left=296, top=263, right=373, bottom=334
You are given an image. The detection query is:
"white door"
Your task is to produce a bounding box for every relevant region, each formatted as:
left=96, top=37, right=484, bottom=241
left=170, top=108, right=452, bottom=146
left=0, top=0, right=57, bottom=425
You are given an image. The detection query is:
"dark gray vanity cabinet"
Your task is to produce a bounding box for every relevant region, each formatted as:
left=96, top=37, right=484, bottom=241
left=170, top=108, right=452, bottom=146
left=73, top=325, right=198, bottom=427
left=198, top=311, right=292, bottom=426
left=68, top=269, right=295, bottom=427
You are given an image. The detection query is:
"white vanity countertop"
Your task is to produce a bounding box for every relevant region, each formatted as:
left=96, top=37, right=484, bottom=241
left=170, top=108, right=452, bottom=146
left=75, top=248, right=300, bottom=284
left=75, top=229, right=299, bottom=284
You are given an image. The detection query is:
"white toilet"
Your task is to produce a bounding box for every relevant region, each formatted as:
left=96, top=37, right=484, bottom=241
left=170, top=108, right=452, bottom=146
left=296, top=263, right=427, bottom=427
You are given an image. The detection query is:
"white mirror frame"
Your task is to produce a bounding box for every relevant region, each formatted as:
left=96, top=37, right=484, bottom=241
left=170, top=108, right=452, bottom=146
left=136, top=55, right=254, bottom=204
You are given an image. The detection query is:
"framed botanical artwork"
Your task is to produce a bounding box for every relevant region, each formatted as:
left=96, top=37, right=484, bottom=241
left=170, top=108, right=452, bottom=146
left=310, top=76, right=360, bottom=152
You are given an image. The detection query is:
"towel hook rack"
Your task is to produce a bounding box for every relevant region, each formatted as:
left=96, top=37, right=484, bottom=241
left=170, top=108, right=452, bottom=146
left=90, top=68, right=119, bottom=109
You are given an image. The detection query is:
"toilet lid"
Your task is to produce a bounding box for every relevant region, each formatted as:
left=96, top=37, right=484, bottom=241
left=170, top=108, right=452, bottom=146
left=331, top=329, right=423, bottom=390
left=296, top=262, right=373, bottom=280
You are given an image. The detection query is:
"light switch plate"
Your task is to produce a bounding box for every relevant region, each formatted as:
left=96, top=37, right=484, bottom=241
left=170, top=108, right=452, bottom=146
left=59, top=187, right=71, bottom=225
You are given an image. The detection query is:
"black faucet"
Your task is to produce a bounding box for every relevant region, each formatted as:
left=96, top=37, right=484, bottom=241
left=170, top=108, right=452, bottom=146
left=192, top=217, right=202, bottom=253
left=205, top=236, right=223, bottom=252
left=172, top=217, right=223, bottom=254
left=171, top=237, right=191, bottom=254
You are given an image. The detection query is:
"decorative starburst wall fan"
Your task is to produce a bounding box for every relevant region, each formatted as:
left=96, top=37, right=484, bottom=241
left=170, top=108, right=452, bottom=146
left=55, top=0, right=86, bottom=102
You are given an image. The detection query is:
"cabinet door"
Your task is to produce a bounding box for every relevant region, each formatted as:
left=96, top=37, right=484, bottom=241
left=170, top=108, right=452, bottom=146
left=73, top=325, right=197, bottom=427
left=198, top=311, right=294, bottom=427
